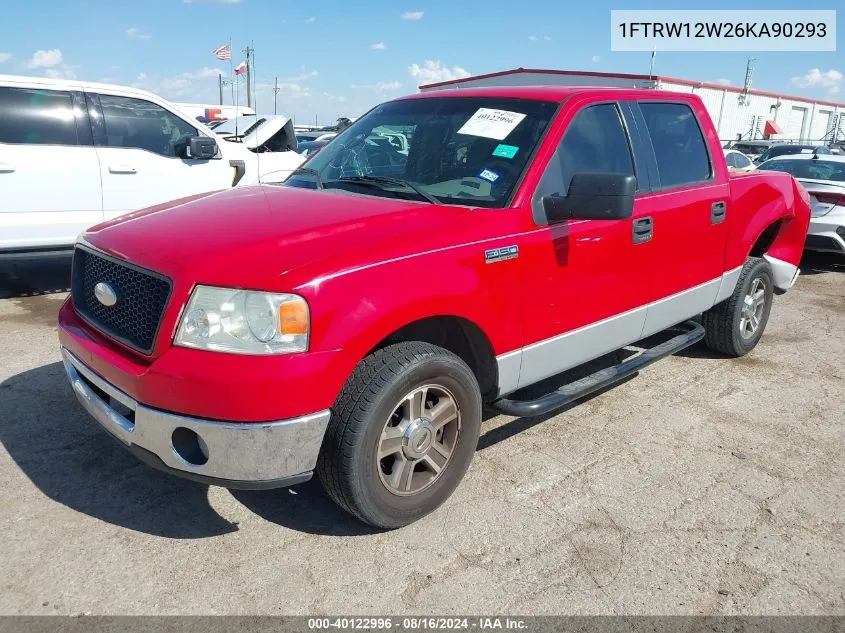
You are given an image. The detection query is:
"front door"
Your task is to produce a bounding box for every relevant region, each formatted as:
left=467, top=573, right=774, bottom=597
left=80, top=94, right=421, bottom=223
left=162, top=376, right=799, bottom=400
left=517, top=100, right=655, bottom=389
left=89, top=93, right=233, bottom=219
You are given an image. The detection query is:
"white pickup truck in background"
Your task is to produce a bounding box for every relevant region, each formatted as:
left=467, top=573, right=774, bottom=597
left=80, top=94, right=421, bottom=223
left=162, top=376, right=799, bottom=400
left=0, top=75, right=304, bottom=260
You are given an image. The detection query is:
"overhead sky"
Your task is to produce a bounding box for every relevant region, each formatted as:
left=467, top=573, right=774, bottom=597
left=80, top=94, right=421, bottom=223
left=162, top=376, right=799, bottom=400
left=2, top=0, right=842, bottom=125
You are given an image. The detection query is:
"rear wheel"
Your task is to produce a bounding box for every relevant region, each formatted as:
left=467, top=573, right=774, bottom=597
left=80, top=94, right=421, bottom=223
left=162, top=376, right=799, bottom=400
left=316, top=342, right=482, bottom=528
left=703, top=257, right=774, bottom=357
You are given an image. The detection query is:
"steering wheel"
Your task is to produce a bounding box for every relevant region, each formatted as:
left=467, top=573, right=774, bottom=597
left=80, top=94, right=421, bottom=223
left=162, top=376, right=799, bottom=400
left=365, top=145, right=393, bottom=169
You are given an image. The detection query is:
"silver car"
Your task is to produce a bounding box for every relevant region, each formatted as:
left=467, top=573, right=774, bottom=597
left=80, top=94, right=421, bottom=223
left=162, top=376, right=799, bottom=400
left=759, top=154, right=845, bottom=255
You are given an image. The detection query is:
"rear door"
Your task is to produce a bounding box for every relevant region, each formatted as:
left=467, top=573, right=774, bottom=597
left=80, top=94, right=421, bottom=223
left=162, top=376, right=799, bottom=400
left=89, top=92, right=233, bottom=219
left=630, top=100, right=731, bottom=336
left=0, top=85, right=102, bottom=250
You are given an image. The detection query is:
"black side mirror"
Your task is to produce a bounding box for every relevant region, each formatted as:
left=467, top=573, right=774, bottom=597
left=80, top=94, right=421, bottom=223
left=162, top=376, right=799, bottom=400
left=542, top=173, right=636, bottom=223
left=186, top=136, right=218, bottom=160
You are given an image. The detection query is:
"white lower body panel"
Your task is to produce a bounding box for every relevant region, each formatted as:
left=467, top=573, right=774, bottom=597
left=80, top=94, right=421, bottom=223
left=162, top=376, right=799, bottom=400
left=496, top=267, right=743, bottom=396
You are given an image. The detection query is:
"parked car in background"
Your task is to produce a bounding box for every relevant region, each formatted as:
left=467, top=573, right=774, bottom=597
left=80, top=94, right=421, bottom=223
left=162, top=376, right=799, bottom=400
left=759, top=154, right=845, bottom=254
left=59, top=86, right=809, bottom=528
left=211, top=115, right=298, bottom=154
left=724, top=149, right=756, bottom=173
left=0, top=75, right=304, bottom=261
left=754, top=144, right=832, bottom=165
left=174, top=102, right=255, bottom=123
left=729, top=140, right=778, bottom=162
left=297, top=139, right=330, bottom=158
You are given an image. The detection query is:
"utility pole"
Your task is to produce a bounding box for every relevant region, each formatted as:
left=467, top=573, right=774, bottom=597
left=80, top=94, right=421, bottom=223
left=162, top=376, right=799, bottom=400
left=273, top=77, right=280, bottom=115
left=739, top=57, right=755, bottom=106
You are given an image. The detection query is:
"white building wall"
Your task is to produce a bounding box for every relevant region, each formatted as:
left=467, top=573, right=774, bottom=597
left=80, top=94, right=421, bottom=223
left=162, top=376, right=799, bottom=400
left=422, top=71, right=844, bottom=145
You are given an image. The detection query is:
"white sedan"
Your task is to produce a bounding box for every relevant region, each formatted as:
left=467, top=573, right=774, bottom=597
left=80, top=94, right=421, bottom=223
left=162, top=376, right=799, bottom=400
left=759, top=154, right=845, bottom=254
left=724, top=149, right=756, bottom=173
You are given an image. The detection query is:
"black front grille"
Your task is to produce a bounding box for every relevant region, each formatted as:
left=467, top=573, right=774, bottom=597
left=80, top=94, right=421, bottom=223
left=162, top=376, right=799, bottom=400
left=71, top=246, right=172, bottom=354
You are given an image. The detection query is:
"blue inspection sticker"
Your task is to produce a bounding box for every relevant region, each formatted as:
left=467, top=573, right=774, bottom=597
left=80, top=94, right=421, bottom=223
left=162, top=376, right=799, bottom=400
left=478, top=168, right=500, bottom=183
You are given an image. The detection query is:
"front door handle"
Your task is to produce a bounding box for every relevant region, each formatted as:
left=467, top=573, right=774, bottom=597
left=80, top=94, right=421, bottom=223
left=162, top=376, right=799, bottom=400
left=632, top=216, right=653, bottom=244
left=108, top=165, right=137, bottom=174
left=711, top=201, right=727, bottom=224
left=0, top=162, right=15, bottom=173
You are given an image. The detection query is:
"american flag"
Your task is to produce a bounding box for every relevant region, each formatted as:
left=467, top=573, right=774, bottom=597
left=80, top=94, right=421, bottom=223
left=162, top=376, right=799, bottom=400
left=213, top=43, right=231, bottom=61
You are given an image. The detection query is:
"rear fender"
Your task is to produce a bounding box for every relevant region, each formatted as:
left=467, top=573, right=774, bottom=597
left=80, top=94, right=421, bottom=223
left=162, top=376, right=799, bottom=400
left=728, top=173, right=810, bottom=290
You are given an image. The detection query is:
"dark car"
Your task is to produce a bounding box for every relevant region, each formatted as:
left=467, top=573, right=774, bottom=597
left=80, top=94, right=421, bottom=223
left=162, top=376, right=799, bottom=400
left=297, top=139, right=330, bottom=158
left=754, top=144, right=832, bottom=165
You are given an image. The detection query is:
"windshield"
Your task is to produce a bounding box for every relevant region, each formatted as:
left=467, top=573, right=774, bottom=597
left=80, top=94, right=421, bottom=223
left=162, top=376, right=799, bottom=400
left=285, top=96, right=557, bottom=207
left=759, top=159, right=845, bottom=182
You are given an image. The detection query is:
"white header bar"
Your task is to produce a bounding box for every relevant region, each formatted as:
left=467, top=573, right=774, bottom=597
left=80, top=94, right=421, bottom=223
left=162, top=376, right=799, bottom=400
left=611, top=10, right=836, bottom=51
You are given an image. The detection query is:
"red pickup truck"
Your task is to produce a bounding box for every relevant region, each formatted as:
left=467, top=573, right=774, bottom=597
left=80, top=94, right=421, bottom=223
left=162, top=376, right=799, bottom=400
left=58, top=86, right=810, bottom=528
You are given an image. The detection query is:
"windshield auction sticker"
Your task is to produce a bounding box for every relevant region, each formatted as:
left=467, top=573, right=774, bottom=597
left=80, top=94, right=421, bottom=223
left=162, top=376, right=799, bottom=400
left=611, top=10, right=836, bottom=51
left=458, top=109, right=527, bottom=140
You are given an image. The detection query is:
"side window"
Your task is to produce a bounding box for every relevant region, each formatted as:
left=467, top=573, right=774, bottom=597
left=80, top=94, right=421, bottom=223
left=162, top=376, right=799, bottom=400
left=0, top=86, right=78, bottom=145
left=532, top=103, right=635, bottom=224
left=96, top=94, right=198, bottom=157
left=640, top=102, right=712, bottom=188
left=557, top=104, right=635, bottom=191
left=725, top=152, right=737, bottom=168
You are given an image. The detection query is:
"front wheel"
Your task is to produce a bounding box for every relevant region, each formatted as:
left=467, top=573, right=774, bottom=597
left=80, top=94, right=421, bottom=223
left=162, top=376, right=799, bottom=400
left=702, top=257, right=774, bottom=357
left=316, top=342, right=482, bottom=528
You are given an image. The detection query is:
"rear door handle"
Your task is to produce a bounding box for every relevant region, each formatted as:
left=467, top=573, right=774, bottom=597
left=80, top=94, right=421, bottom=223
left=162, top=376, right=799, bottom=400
left=0, top=162, right=15, bottom=173
left=711, top=201, right=727, bottom=224
left=108, top=165, right=137, bottom=174
left=632, top=216, right=653, bottom=244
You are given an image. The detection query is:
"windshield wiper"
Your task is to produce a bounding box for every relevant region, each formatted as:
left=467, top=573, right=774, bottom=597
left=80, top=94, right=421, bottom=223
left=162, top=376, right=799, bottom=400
left=338, top=175, right=440, bottom=204
left=289, top=167, right=323, bottom=189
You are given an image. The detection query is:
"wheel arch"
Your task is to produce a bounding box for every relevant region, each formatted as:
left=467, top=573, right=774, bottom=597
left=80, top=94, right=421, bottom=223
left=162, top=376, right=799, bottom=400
left=748, top=218, right=784, bottom=258
left=365, top=315, right=499, bottom=401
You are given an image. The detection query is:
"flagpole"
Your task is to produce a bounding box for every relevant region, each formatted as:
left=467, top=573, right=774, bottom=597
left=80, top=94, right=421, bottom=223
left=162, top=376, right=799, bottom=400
left=229, top=36, right=234, bottom=106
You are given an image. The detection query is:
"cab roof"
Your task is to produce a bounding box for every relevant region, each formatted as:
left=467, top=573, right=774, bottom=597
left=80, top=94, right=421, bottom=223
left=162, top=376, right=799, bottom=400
left=396, top=84, right=699, bottom=104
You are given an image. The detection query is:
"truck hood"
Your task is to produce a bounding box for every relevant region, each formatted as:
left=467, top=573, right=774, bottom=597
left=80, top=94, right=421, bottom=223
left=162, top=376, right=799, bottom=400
left=84, top=185, right=466, bottom=290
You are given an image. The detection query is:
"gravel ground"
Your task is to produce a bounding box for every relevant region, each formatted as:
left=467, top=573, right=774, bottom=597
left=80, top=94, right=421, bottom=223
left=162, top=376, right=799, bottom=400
left=0, top=254, right=843, bottom=615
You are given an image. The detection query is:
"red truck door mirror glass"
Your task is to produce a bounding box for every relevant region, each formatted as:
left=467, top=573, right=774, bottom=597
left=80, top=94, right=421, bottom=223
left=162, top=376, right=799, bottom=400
left=542, top=172, right=636, bottom=223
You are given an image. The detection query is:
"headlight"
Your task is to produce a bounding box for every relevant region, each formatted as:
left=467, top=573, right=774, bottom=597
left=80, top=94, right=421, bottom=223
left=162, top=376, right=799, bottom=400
left=174, top=285, right=309, bottom=355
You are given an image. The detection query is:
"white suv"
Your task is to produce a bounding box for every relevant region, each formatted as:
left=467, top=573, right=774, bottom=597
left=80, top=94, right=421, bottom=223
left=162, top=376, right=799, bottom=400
left=0, top=75, right=304, bottom=260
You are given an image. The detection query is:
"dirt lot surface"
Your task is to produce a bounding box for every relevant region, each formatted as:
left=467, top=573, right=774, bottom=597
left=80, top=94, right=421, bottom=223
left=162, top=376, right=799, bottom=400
left=1, top=255, right=843, bottom=615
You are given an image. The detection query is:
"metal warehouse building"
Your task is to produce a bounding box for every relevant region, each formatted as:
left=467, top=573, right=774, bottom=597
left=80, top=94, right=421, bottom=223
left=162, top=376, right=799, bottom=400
left=419, top=68, right=845, bottom=145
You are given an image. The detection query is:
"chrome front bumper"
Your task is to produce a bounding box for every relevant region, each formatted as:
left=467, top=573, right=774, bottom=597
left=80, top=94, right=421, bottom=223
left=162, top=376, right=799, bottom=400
left=61, top=347, right=331, bottom=488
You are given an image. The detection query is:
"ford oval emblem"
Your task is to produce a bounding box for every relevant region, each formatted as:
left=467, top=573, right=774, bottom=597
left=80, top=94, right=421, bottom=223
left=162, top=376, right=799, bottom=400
left=94, top=282, right=118, bottom=307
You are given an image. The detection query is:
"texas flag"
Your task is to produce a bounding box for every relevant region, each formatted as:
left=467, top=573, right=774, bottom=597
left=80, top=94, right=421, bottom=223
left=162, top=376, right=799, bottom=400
left=234, top=61, right=246, bottom=76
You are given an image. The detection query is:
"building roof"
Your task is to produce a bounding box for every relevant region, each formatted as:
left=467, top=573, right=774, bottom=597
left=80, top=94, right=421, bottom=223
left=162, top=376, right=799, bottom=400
left=418, top=68, right=845, bottom=109
left=398, top=84, right=698, bottom=104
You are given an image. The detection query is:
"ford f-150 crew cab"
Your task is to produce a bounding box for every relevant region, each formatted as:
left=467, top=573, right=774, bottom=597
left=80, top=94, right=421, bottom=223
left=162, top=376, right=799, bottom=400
left=57, top=86, right=810, bottom=528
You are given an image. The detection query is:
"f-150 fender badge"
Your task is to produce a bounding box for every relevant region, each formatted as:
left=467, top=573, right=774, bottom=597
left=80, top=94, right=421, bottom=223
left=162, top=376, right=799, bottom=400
left=485, top=245, right=519, bottom=263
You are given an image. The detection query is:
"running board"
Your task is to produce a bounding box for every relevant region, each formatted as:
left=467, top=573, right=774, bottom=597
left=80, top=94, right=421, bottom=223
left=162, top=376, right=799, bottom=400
left=492, top=320, right=705, bottom=418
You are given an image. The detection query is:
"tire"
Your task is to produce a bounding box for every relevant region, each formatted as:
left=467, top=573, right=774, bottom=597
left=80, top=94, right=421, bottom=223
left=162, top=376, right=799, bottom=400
left=702, top=257, right=774, bottom=357
left=316, top=342, right=482, bottom=529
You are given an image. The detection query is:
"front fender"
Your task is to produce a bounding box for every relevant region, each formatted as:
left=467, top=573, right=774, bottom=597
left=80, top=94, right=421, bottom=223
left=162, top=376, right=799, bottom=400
left=295, top=240, right=524, bottom=395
